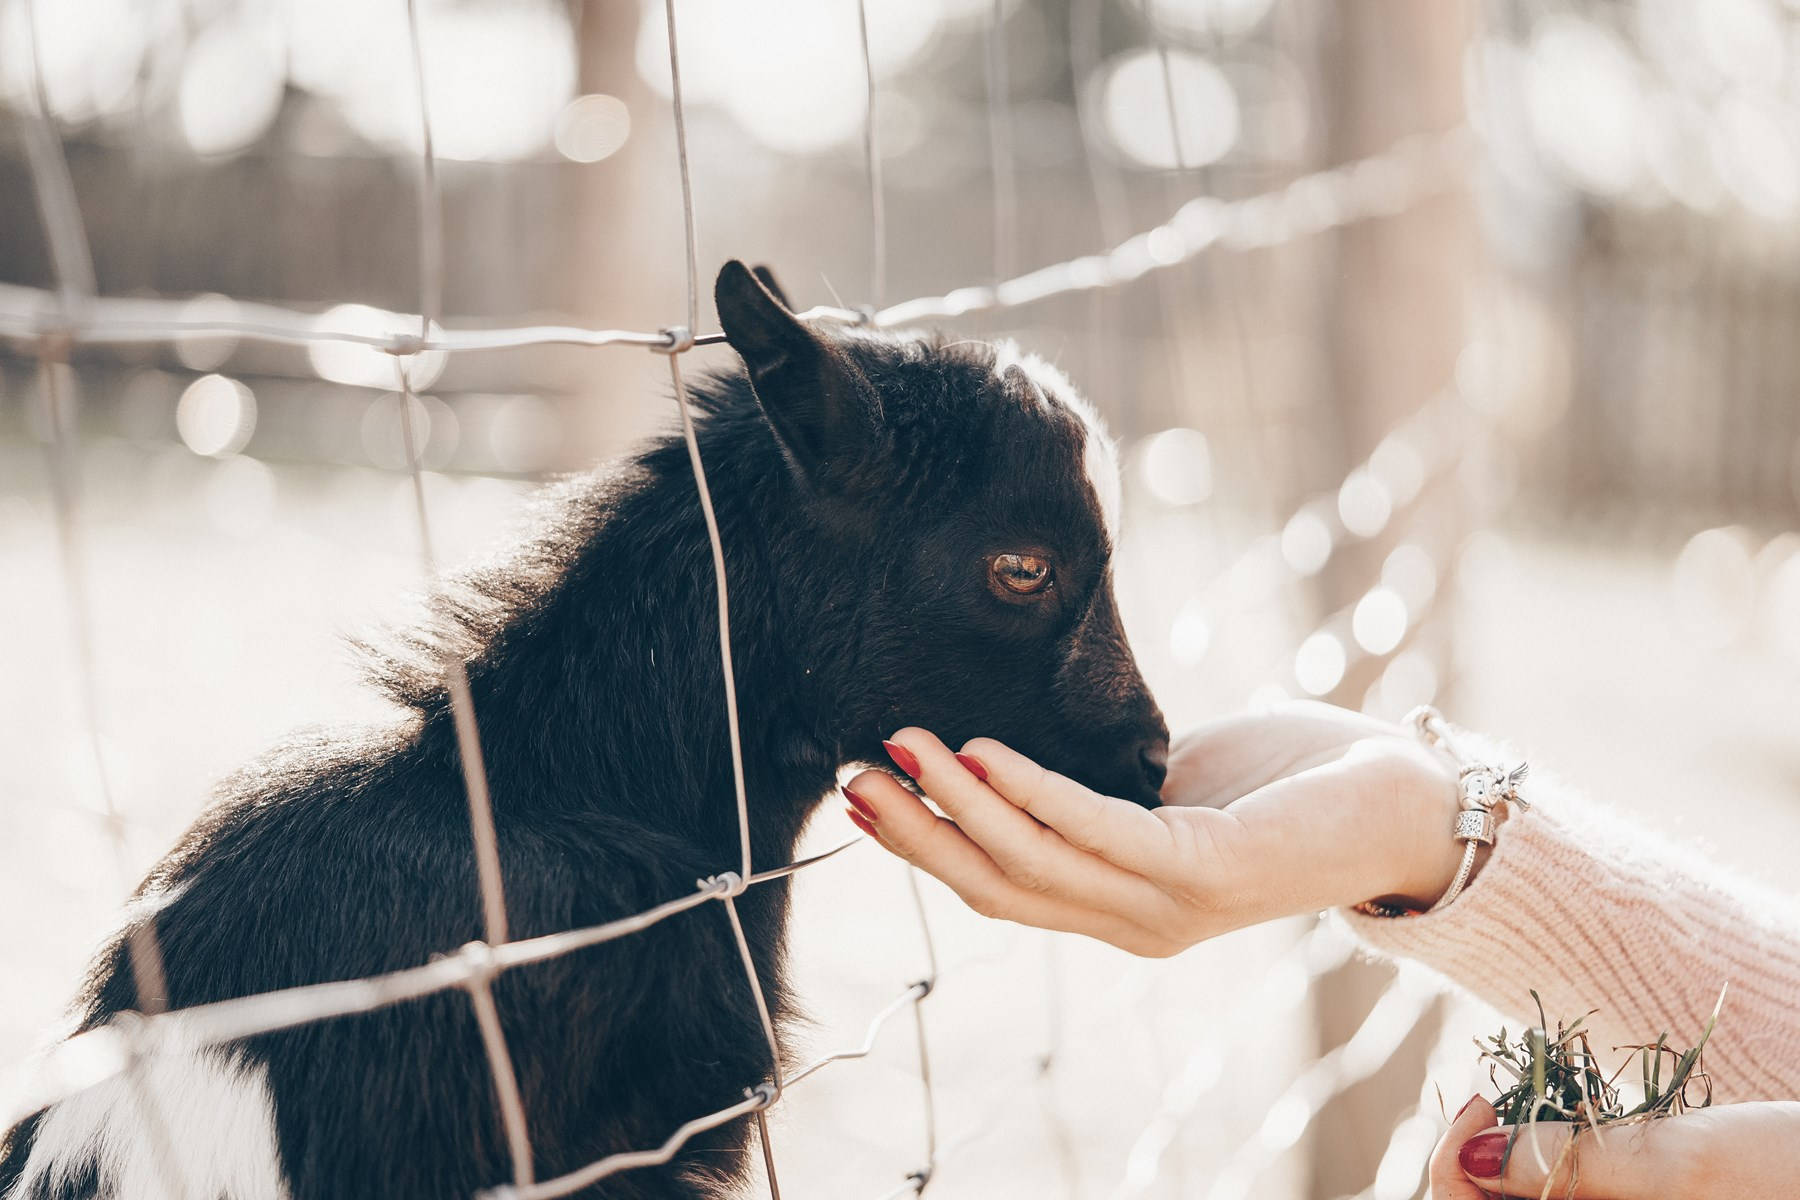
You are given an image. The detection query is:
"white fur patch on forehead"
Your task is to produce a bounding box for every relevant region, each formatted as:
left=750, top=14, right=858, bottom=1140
left=990, top=339, right=1123, bottom=542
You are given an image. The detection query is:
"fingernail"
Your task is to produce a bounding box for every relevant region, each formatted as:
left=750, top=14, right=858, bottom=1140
left=884, top=740, right=921, bottom=777
left=843, top=787, right=878, bottom=822
left=846, top=807, right=878, bottom=839
left=1458, top=1131, right=1507, bottom=1179
left=1454, top=1094, right=1480, bottom=1121
left=954, top=752, right=989, bottom=782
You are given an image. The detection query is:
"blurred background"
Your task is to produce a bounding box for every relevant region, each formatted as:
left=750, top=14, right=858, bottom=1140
left=5, top=0, right=1800, bottom=1197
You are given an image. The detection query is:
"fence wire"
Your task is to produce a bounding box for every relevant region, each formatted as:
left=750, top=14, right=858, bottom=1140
left=0, top=1, right=1482, bottom=1197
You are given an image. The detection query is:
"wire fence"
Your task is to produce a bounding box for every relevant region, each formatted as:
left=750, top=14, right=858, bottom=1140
left=1, top=2, right=1482, bottom=1197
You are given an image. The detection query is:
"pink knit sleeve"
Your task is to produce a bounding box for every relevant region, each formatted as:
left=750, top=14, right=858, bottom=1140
left=1341, top=773, right=1800, bottom=1103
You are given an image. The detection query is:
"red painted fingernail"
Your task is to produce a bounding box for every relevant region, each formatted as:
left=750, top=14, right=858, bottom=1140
left=843, top=787, right=878, bottom=822
left=846, top=807, right=878, bottom=839
left=1454, top=1094, right=1480, bottom=1121
left=954, top=752, right=989, bottom=781
left=1458, top=1131, right=1508, bottom=1179
left=884, top=740, right=921, bottom=777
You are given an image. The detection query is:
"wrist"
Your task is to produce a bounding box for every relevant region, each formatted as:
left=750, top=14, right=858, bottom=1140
left=1378, top=748, right=1468, bottom=912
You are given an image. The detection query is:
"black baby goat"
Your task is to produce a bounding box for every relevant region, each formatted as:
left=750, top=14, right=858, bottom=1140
left=0, top=261, right=1169, bottom=1200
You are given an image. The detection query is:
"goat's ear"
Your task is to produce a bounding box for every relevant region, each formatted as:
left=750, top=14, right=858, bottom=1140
left=714, top=259, right=879, bottom=491
left=749, top=264, right=792, bottom=311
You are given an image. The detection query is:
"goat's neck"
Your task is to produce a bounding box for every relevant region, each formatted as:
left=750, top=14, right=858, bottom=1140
left=462, top=425, right=838, bottom=873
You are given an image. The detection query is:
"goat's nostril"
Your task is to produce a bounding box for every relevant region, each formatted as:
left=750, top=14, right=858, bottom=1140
left=1138, top=741, right=1169, bottom=792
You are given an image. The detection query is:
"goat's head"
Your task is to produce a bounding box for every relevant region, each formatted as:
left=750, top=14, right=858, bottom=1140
left=715, top=261, right=1169, bottom=808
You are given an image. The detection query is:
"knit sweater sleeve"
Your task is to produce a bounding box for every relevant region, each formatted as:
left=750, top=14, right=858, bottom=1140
left=1340, top=772, right=1800, bottom=1104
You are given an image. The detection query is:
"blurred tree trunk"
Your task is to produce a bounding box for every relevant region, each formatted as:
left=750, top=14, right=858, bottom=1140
left=1306, top=2, right=1478, bottom=1196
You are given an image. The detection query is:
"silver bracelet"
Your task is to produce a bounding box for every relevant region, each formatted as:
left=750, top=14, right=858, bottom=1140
left=1356, top=706, right=1529, bottom=918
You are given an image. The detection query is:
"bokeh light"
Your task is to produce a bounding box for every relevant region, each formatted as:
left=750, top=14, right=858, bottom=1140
left=555, top=94, right=632, bottom=163
left=307, top=306, right=447, bottom=392
left=634, top=0, right=940, bottom=156
left=1100, top=50, right=1239, bottom=171
left=176, top=375, right=257, bottom=458
left=1337, top=469, right=1392, bottom=539
left=1352, top=587, right=1409, bottom=656
left=291, top=0, right=575, bottom=162
left=1138, top=427, right=1214, bottom=506
left=1671, top=527, right=1757, bottom=649
left=1524, top=16, right=1646, bottom=197
left=1280, top=510, right=1333, bottom=575
left=179, top=17, right=286, bottom=156
left=1294, top=632, right=1346, bottom=696
left=1369, top=433, right=1425, bottom=507
left=1169, top=600, right=1212, bottom=667
left=0, top=0, right=151, bottom=124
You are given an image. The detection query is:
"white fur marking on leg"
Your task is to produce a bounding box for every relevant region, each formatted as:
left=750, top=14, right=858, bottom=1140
left=8, top=1028, right=289, bottom=1200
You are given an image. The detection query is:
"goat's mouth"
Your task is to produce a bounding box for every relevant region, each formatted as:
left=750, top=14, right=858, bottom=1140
left=1076, top=769, right=1163, bottom=811
left=1117, top=782, right=1164, bottom=810
left=1054, top=733, right=1169, bottom=812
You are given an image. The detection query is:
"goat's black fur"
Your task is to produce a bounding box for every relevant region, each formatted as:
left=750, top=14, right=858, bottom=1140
left=1, top=262, right=1168, bottom=1200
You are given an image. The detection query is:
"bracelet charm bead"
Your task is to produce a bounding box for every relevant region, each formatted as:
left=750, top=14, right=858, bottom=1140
left=1453, top=808, right=1496, bottom=845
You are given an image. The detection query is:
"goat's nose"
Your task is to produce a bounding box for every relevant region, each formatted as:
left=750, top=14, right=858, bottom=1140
left=1137, top=738, right=1169, bottom=794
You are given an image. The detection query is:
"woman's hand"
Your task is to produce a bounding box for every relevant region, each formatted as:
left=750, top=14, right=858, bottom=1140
left=1429, top=1095, right=1800, bottom=1198
left=841, top=702, right=1467, bottom=957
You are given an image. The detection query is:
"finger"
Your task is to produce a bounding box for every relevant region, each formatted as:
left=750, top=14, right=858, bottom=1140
left=843, top=769, right=1180, bottom=956
left=941, top=733, right=1185, bottom=880
left=883, top=729, right=1184, bottom=922
left=1427, top=1096, right=1501, bottom=1200
left=1459, top=1118, right=1680, bottom=1199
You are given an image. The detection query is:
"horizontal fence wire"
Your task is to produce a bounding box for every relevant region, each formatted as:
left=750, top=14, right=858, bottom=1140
left=2, top=0, right=1480, bottom=1195
left=0, top=130, right=1469, bottom=359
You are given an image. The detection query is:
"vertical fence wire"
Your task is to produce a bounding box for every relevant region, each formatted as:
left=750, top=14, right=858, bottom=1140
left=1071, top=0, right=1131, bottom=407
left=984, top=0, right=1017, bottom=285
left=855, top=0, right=886, bottom=309
left=661, top=0, right=754, bottom=884
left=722, top=891, right=785, bottom=1198
left=20, top=3, right=188, bottom=1197
left=853, top=9, right=944, bottom=1191
left=397, top=1, right=532, bottom=1186
left=660, top=8, right=784, bottom=1196
left=902, top=867, right=939, bottom=1190
left=664, top=0, right=701, bottom=338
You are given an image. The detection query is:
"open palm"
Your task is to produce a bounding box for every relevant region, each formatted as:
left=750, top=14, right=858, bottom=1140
left=842, top=702, right=1462, bottom=957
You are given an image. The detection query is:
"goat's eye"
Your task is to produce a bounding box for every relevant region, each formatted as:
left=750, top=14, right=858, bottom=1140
left=990, top=553, right=1053, bottom=595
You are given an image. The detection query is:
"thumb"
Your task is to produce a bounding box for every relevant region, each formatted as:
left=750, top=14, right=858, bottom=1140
left=1428, top=1095, right=1502, bottom=1199
left=1457, top=1117, right=1674, bottom=1198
